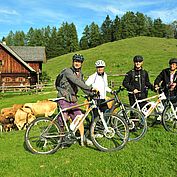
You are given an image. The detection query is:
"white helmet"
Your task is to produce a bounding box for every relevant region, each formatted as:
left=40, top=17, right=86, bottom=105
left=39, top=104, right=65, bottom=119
left=95, top=60, right=106, bottom=67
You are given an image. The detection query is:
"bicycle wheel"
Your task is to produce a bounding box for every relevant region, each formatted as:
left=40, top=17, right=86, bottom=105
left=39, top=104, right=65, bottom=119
left=25, top=117, right=62, bottom=154
left=162, top=103, right=177, bottom=133
left=117, top=106, right=147, bottom=141
left=90, top=113, right=129, bottom=152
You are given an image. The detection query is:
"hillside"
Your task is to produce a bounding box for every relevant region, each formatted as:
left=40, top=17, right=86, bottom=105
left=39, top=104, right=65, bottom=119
left=43, top=36, right=177, bottom=83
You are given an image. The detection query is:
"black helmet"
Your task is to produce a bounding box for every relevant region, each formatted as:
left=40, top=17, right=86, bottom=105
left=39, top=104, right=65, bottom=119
left=169, top=58, right=177, bottom=65
left=72, top=54, right=84, bottom=62
left=133, top=55, right=143, bottom=62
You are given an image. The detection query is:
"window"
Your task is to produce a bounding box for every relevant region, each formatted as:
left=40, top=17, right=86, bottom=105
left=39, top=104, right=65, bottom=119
left=2, top=77, right=13, bottom=82
left=0, top=59, right=3, bottom=66
left=15, top=77, right=26, bottom=82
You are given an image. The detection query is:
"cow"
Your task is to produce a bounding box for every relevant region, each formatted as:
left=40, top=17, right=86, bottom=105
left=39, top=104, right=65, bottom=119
left=0, top=104, right=23, bottom=132
left=23, top=100, right=57, bottom=117
left=14, top=108, right=36, bottom=130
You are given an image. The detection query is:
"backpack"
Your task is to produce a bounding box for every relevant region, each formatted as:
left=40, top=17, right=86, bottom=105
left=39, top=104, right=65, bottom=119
left=55, top=68, right=67, bottom=89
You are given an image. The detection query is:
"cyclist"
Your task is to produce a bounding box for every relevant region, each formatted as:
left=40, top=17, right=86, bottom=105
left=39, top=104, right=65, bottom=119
left=123, top=55, right=154, bottom=108
left=85, top=60, right=112, bottom=112
left=55, top=54, right=94, bottom=129
left=154, top=58, right=177, bottom=98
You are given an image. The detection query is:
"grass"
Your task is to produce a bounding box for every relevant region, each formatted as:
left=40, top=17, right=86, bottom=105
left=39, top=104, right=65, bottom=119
left=0, top=126, right=177, bottom=177
left=1, top=36, right=177, bottom=177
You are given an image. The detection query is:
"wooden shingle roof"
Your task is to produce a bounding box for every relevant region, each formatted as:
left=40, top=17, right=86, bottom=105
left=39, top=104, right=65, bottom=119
left=10, top=46, right=46, bottom=63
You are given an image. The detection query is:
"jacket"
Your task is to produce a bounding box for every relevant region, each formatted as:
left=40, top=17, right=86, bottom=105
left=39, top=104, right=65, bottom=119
left=85, top=72, right=112, bottom=99
left=123, top=68, right=153, bottom=97
left=55, top=67, right=92, bottom=102
left=154, top=68, right=177, bottom=95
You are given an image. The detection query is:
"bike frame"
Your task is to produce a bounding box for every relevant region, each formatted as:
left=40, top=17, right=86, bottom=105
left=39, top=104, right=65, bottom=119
left=130, top=92, right=166, bottom=118
left=49, top=97, right=109, bottom=135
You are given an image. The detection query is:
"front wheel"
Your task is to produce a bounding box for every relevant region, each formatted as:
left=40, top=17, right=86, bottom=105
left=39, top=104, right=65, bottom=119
left=117, top=106, right=147, bottom=141
left=90, top=113, right=129, bottom=152
left=162, top=103, right=177, bottom=133
left=24, top=117, right=62, bottom=154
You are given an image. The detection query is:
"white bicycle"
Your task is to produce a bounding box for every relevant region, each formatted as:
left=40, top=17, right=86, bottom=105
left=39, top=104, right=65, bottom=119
left=129, top=90, right=177, bottom=133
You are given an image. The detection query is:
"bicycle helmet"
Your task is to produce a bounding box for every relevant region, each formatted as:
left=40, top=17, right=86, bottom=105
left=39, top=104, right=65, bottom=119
left=133, top=55, right=143, bottom=62
left=95, top=60, right=106, bottom=67
left=72, top=54, right=84, bottom=62
left=169, top=58, right=177, bottom=65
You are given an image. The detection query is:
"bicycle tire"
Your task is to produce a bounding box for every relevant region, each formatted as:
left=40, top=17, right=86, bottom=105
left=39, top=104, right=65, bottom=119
left=24, top=117, right=62, bottom=154
left=162, top=104, right=177, bottom=133
left=116, top=106, right=147, bottom=141
left=90, top=113, right=129, bottom=152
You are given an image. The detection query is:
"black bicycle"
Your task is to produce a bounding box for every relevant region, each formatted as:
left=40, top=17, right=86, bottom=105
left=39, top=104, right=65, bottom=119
left=98, top=86, right=147, bottom=141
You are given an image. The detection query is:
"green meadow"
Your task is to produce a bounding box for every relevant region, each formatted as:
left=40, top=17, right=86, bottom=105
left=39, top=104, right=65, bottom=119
left=0, top=36, right=177, bottom=177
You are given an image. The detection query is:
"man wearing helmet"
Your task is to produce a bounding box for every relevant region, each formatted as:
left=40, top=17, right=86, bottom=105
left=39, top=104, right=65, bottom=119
left=55, top=54, right=93, bottom=131
left=86, top=60, right=112, bottom=112
left=123, top=55, right=153, bottom=108
left=154, top=58, right=177, bottom=97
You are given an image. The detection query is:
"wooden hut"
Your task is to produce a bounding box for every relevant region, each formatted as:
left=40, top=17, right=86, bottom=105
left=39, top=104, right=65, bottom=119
left=0, top=42, right=46, bottom=87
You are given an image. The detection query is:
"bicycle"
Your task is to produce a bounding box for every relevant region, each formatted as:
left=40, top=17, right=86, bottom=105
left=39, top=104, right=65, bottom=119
left=129, top=89, right=177, bottom=133
left=24, top=93, right=129, bottom=154
left=97, top=86, right=147, bottom=141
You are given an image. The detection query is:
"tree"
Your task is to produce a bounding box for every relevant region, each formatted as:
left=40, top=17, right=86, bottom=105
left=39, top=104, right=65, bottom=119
left=121, top=11, right=137, bottom=39
left=5, top=31, right=15, bottom=45
left=171, top=21, right=177, bottom=39
left=68, top=23, right=79, bottom=52
left=89, top=22, right=101, bottom=48
left=135, top=12, right=149, bottom=36
left=13, top=31, right=25, bottom=46
left=101, top=15, right=113, bottom=43
left=112, top=15, right=122, bottom=41
left=80, top=25, right=90, bottom=50
left=152, top=18, right=166, bottom=37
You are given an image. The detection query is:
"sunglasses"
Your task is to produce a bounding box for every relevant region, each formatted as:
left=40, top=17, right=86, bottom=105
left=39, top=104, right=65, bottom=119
left=134, top=61, right=142, bottom=63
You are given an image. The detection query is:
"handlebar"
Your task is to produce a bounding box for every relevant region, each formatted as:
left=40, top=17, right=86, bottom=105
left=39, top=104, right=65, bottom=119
left=111, top=86, right=124, bottom=95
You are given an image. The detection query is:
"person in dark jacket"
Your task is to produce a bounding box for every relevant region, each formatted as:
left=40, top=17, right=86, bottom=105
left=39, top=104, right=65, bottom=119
left=55, top=54, right=93, bottom=126
left=123, top=55, right=153, bottom=108
left=154, top=58, right=177, bottom=98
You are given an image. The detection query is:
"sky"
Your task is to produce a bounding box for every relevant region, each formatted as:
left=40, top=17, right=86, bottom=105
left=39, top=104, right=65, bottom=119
left=0, top=0, right=177, bottom=40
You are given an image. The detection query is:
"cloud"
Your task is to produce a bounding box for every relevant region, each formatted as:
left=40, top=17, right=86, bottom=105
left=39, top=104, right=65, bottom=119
left=147, top=8, right=177, bottom=23
left=0, top=8, right=19, bottom=15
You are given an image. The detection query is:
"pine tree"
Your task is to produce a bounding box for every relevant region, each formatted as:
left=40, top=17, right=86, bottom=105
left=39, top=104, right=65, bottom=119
left=171, top=21, right=177, bottom=39
left=121, top=11, right=137, bottom=39
left=13, top=31, right=25, bottom=46
left=89, top=22, right=101, bottom=48
left=5, top=31, right=15, bottom=45
left=80, top=25, right=90, bottom=49
left=135, top=12, right=149, bottom=36
left=101, top=15, right=113, bottom=43
left=112, top=15, right=122, bottom=41
left=152, top=18, right=166, bottom=37
left=68, top=23, right=79, bottom=52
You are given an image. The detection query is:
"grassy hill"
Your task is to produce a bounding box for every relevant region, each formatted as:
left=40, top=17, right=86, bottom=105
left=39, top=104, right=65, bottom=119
left=1, top=36, right=177, bottom=177
left=43, top=36, right=177, bottom=83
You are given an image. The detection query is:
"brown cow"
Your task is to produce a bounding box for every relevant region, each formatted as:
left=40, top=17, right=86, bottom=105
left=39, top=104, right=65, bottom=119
left=14, top=108, right=36, bottom=130
left=23, top=100, right=57, bottom=117
left=0, top=104, right=23, bottom=132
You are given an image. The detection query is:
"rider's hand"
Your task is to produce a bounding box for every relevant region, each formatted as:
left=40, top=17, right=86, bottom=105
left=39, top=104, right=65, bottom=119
left=91, top=88, right=100, bottom=96
left=133, top=89, right=140, bottom=94
left=154, top=85, right=159, bottom=92
left=169, top=83, right=176, bottom=91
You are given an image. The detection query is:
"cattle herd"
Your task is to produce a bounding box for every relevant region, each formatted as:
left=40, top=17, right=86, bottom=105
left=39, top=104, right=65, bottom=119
left=0, top=100, right=57, bottom=132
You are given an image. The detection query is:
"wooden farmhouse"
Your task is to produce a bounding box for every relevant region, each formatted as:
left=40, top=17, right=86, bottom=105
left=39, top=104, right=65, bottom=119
left=0, top=42, right=46, bottom=87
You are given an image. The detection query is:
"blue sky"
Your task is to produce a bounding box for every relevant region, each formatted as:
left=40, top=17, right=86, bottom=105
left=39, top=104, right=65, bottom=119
left=0, top=0, right=177, bottom=40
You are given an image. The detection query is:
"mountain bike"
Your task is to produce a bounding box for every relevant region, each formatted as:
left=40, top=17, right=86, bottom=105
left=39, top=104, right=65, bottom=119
left=24, top=93, right=129, bottom=154
left=98, top=86, right=147, bottom=141
left=129, top=89, right=177, bottom=133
